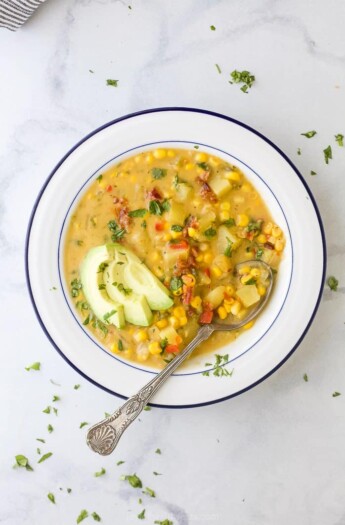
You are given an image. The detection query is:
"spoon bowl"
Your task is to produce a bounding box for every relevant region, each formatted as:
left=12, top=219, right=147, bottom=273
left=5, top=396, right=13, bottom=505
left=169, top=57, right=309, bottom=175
left=86, top=260, right=274, bottom=455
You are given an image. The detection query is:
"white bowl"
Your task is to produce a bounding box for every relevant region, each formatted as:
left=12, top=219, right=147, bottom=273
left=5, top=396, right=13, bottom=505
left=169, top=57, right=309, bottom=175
left=25, top=108, right=326, bottom=408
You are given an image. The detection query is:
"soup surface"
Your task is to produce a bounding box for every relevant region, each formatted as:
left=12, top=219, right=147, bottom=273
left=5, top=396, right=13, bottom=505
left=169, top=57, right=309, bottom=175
left=64, top=148, right=285, bottom=369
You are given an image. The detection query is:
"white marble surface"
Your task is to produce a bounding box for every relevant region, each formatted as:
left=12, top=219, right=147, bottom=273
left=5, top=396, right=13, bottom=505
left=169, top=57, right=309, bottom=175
left=1, top=1, right=345, bottom=524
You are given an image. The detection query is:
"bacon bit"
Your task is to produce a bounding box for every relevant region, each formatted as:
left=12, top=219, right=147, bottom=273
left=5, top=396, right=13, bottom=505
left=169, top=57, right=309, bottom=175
left=204, top=267, right=211, bottom=278
left=165, top=344, right=180, bottom=354
left=199, top=309, right=214, bottom=324
left=173, top=255, right=196, bottom=276
left=246, top=231, right=255, bottom=241
left=264, top=242, right=275, bottom=250
left=199, top=182, right=218, bottom=202
left=106, top=184, right=112, bottom=192
left=191, top=247, right=199, bottom=258
left=182, top=285, right=193, bottom=305
left=146, top=187, right=162, bottom=201
left=197, top=170, right=210, bottom=182
left=155, top=222, right=165, bottom=232
left=118, top=207, right=131, bottom=230
left=182, top=215, right=199, bottom=238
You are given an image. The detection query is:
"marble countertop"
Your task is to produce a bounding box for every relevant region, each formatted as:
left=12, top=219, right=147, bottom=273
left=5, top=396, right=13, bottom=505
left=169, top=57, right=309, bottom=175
left=1, top=1, right=345, bottom=524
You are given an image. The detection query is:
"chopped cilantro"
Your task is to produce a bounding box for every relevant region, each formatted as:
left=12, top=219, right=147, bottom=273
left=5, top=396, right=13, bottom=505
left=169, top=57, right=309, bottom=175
left=327, top=276, right=339, bottom=291
left=155, top=448, right=162, bottom=455
left=333, top=392, right=341, bottom=397
left=97, top=262, right=108, bottom=273
left=197, top=162, right=210, bottom=171
left=151, top=167, right=167, bottom=180
left=103, top=309, right=117, bottom=323
left=223, top=218, right=235, bottom=227
left=297, top=148, right=301, bottom=155
left=42, top=406, right=51, bottom=414
left=70, top=278, right=82, bottom=297
left=229, top=70, right=255, bottom=92
left=224, top=237, right=233, bottom=258
left=94, top=467, right=106, bottom=477
left=38, top=452, right=53, bottom=464
left=169, top=276, right=183, bottom=292
left=149, top=200, right=163, bottom=215
left=48, top=424, right=53, bottom=433
left=80, top=422, right=88, bottom=429
left=74, top=384, right=81, bottom=390
left=245, top=277, right=256, bottom=285
left=301, top=130, right=317, bottom=138
left=193, top=145, right=199, bottom=149
left=52, top=395, right=60, bottom=402
left=323, top=145, right=332, bottom=164
left=141, top=220, right=147, bottom=229
left=303, top=373, right=308, bottom=382
left=96, top=174, right=103, bottom=182
left=92, top=512, right=101, bottom=522
left=204, top=227, right=217, bottom=238
left=106, top=79, right=118, bottom=87
left=143, top=487, right=155, bottom=497
left=83, top=315, right=90, bottom=326
left=108, top=220, right=126, bottom=241
left=117, top=460, right=125, bottom=466
left=171, top=224, right=183, bottom=232
left=77, top=510, right=89, bottom=523
left=121, top=473, right=142, bottom=488
left=98, top=283, right=106, bottom=290
left=143, top=406, right=151, bottom=411
left=138, top=509, right=146, bottom=520
left=256, top=248, right=264, bottom=259
left=154, top=521, right=173, bottom=525
left=118, top=339, right=124, bottom=351
left=247, top=220, right=262, bottom=233
left=335, top=133, right=344, bottom=147
left=128, top=208, right=147, bottom=218
left=215, top=63, right=221, bottom=74
left=210, top=25, right=216, bottom=30
left=53, top=407, right=58, bottom=416
left=203, top=354, right=233, bottom=378
left=310, top=170, right=317, bottom=176
left=36, top=438, right=45, bottom=443
left=47, top=493, right=55, bottom=504
left=160, top=337, right=168, bottom=352
left=14, top=455, right=33, bottom=471
left=25, top=362, right=41, bottom=371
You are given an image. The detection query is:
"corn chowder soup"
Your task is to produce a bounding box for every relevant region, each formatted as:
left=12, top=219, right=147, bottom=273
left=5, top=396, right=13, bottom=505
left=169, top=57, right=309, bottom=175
left=64, top=148, right=285, bottom=369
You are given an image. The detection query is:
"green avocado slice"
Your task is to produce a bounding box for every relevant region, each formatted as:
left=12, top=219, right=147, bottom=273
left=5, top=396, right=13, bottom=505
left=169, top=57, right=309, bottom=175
left=107, top=243, right=174, bottom=311
left=104, top=260, right=153, bottom=326
left=79, top=245, right=125, bottom=328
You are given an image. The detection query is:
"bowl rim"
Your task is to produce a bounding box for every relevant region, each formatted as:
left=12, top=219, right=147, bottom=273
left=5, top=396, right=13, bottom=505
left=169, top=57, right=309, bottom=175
left=25, top=106, right=327, bottom=409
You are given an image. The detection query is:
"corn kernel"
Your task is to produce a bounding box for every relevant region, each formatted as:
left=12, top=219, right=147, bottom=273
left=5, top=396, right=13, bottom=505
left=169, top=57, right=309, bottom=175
left=275, top=240, right=284, bottom=252
left=225, top=285, right=235, bottom=295
left=185, top=162, right=194, bottom=171
left=149, top=341, right=161, bottom=355
left=230, top=301, right=241, bottom=316
left=164, top=222, right=170, bottom=230
left=241, top=274, right=255, bottom=284
left=203, top=252, right=213, bottom=264
left=179, top=316, right=188, bottom=327
left=134, top=330, right=148, bottom=343
left=263, top=222, right=273, bottom=235
left=145, top=153, right=154, bottom=164
left=153, top=148, right=166, bottom=159
left=219, top=210, right=230, bottom=221
left=173, top=306, right=185, bottom=318
left=236, top=214, right=249, bottom=227
left=242, top=183, right=251, bottom=192
left=173, top=288, right=183, bottom=296
left=238, top=266, right=251, bottom=275
left=243, top=320, right=254, bottom=330
left=151, top=251, right=160, bottom=262
left=111, top=343, right=118, bottom=353
left=156, top=318, right=168, bottom=329
left=196, top=254, right=203, bottom=262
left=123, top=348, right=133, bottom=358
left=250, top=268, right=261, bottom=277
left=224, top=170, right=241, bottom=182
left=171, top=230, right=182, bottom=239
left=220, top=202, right=231, bottom=210
left=134, top=155, right=141, bottom=163
left=154, top=267, right=164, bottom=278
left=188, top=227, right=197, bottom=238
left=130, top=175, right=136, bottom=183
left=268, top=235, right=276, bottom=245
left=217, top=306, right=227, bottom=320
left=272, top=226, right=282, bottom=238
left=199, top=243, right=209, bottom=252
left=167, top=149, right=175, bottom=158
left=257, top=234, right=266, bottom=244
left=195, top=152, right=208, bottom=163
left=169, top=316, right=180, bottom=329
left=163, top=233, right=172, bottom=242
left=223, top=301, right=233, bottom=313
left=191, top=296, right=202, bottom=309
left=192, top=199, right=201, bottom=208
left=244, top=251, right=255, bottom=259
left=257, top=284, right=266, bottom=296
left=176, top=335, right=183, bottom=345
left=211, top=265, right=222, bottom=278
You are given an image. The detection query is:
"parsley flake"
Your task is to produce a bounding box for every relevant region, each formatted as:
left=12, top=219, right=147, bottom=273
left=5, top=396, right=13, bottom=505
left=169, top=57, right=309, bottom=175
left=94, top=467, right=106, bottom=477
left=229, top=70, right=255, bottom=93
left=117, top=460, right=125, bottom=466
left=333, top=391, right=341, bottom=397
left=52, top=395, right=60, bottom=402
left=25, top=362, right=40, bottom=371
left=155, top=448, right=162, bottom=455
left=108, top=220, right=126, bottom=241
left=210, top=25, right=216, bottom=30
left=327, top=276, right=339, bottom=291
left=303, top=373, right=308, bottom=382
left=151, top=167, right=167, bottom=180
left=74, top=384, right=81, bottom=390
left=47, top=493, right=55, bottom=504
left=80, top=422, right=89, bottom=429
left=310, top=170, right=317, bottom=176
left=215, top=63, right=221, bottom=74
left=301, top=130, right=317, bottom=138
left=121, top=473, right=142, bottom=488
left=154, top=521, right=173, bottom=525
left=106, top=79, right=118, bottom=87
left=335, top=133, right=344, bottom=147
left=128, top=208, right=147, bottom=218
left=77, top=509, right=89, bottom=523
left=14, top=454, right=33, bottom=471
left=143, top=487, right=155, bottom=497
left=92, top=512, right=101, bottom=522
left=323, top=145, right=332, bottom=164
left=38, top=452, right=53, bottom=464
left=138, top=509, right=146, bottom=520
left=48, top=424, right=54, bottom=433
left=204, top=227, right=217, bottom=238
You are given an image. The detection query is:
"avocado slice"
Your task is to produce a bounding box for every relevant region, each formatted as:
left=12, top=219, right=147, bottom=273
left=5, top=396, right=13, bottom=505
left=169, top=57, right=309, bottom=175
left=104, top=260, right=153, bottom=326
left=79, top=245, right=125, bottom=328
left=108, top=243, right=174, bottom=311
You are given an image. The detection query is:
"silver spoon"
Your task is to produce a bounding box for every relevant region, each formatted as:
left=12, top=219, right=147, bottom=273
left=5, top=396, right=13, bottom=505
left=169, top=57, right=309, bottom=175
left=86, top=260, right=273, bottom=455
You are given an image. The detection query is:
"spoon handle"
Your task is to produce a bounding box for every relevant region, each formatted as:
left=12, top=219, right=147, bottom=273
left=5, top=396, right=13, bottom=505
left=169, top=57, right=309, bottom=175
left=86, top=324, right=214, bottom=455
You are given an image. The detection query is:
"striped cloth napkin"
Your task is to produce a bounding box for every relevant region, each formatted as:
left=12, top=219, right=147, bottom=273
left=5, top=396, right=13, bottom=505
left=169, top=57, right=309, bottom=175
left=0, top=0, right=46, bottom=30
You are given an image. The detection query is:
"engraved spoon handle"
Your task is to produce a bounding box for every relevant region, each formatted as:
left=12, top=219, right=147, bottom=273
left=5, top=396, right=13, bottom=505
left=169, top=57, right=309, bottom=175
left=86, top=324, right=214, bottom=455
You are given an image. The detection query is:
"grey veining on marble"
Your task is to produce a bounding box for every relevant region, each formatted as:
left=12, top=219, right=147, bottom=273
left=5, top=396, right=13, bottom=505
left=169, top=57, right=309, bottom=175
left=1, top=1, right=345, bottom=524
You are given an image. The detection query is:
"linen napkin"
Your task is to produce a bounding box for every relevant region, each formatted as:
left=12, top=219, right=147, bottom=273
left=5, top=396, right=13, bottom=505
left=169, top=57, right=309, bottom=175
left=0, top=0, right=46, bottom=31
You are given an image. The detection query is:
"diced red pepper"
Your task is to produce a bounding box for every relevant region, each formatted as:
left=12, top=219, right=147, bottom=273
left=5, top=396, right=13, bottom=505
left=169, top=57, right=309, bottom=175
left=169, top=240, right=189, bottom=250
left=155, top=222, right=165, bottom=232
left=106, top=184, right=112, bottom=192
left=166, top=344, right=180, bottom=354
left=199, top=309, right=214, bottom=324
left=204, top=268, right=211, bottom=278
